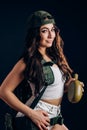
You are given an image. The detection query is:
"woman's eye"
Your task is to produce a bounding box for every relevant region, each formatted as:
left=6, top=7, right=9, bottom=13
left=41, top=29, right=47, bottom=33
left=40, top=28, right=55, bottom=33
left=51, top=28, right=55, bottom=32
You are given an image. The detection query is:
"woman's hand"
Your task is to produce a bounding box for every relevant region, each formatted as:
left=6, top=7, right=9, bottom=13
left=30, top=109, right=50, bottom=130
left=64, top=77, right=84, bottom=93
left=64, top=77, right=75, bottom=92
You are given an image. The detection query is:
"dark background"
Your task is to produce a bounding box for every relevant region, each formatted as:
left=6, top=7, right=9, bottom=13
left=0, top=0, right=87, bottom=130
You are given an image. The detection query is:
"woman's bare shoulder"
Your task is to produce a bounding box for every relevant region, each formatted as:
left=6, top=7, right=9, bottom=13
left=0, top=58, right=26, bottom=91
left=12, top=58, right=26, bottom=73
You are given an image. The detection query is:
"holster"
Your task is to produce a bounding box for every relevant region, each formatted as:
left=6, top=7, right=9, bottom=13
left=50, top=113, right=64, bottom=125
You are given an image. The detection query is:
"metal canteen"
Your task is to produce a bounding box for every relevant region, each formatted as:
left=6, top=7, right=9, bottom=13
left=67, top=74, right=83, bottom=103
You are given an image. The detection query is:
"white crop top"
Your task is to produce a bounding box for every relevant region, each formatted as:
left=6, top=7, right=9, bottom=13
left=41, top=65, right=66, bottom=99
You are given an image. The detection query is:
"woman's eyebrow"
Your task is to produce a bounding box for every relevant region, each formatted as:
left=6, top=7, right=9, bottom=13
left=41, top=26, right=54, bottom=30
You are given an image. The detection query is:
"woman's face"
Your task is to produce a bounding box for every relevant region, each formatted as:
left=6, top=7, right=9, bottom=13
left=39, top=23, right=56, bottom=49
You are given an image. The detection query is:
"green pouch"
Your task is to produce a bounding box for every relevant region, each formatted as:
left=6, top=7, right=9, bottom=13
left=50, top=113, right=64, bottom=125
left=13, top=116, right=39, bottom=130
left=5, top=113, right=39, bottom=130
left=41, top=59, right=54, bottom=85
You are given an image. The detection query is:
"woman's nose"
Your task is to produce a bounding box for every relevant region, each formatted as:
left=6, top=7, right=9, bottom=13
left=48, top=31, right=53, bottom=38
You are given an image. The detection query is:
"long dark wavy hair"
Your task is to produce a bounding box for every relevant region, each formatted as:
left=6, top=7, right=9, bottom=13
left=22, top=25, right=73, bottom=94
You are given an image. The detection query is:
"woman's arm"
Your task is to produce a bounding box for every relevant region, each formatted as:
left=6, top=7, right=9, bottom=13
left=0, top=58, right=33, bottom=116
left=0, top=58, right=50, bottom=130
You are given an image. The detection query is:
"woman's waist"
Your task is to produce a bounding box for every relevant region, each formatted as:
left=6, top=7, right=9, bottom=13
left=41, top=97, right=62, bottom=106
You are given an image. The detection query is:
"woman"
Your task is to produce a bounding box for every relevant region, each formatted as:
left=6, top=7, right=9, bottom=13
left=0, top=10, right=84, bottom=130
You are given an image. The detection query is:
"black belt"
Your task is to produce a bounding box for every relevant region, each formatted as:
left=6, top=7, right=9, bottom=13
left=50, top=113, right=64, bottom=125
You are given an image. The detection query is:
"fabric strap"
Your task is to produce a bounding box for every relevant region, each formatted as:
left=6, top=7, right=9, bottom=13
left=30, top=85, right=47, bottom=108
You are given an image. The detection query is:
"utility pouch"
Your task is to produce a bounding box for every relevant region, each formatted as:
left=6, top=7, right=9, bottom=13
left=42, top=59, right=54, bottom=85
left=13, top=116, right=39, bottom=130
left=50, top=113, right=64, bottom=125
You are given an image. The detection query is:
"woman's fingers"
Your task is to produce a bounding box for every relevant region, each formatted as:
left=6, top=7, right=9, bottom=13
left=38, top=123, right=48, bottom=130
left=80, top=81, right=84, bottom=87
left=38, top=118, right=50, bottom=130
left=42, top=110, right=49, bottom=116
left=32, top=110, right=50, bottom=129
left=42, top=110, right=50, bottom=123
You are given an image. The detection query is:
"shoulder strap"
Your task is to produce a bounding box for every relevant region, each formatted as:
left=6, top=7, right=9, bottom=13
left=30, top=85, right=47, bottom=108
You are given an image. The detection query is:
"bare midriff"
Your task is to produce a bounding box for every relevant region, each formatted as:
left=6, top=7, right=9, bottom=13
left=41, top=97, right=62, bottom=106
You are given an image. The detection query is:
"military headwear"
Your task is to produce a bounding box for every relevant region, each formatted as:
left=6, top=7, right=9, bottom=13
left=27, top=10, right=55, bottom=28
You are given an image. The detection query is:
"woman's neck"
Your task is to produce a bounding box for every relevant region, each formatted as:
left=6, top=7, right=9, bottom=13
left=38, top=47, right=52, bottom=62
left=38, top=47, right=46, bottom=56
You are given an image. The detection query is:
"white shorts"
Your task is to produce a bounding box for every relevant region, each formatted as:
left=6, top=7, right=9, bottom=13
left=34, top=100, right=61, bottom=130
